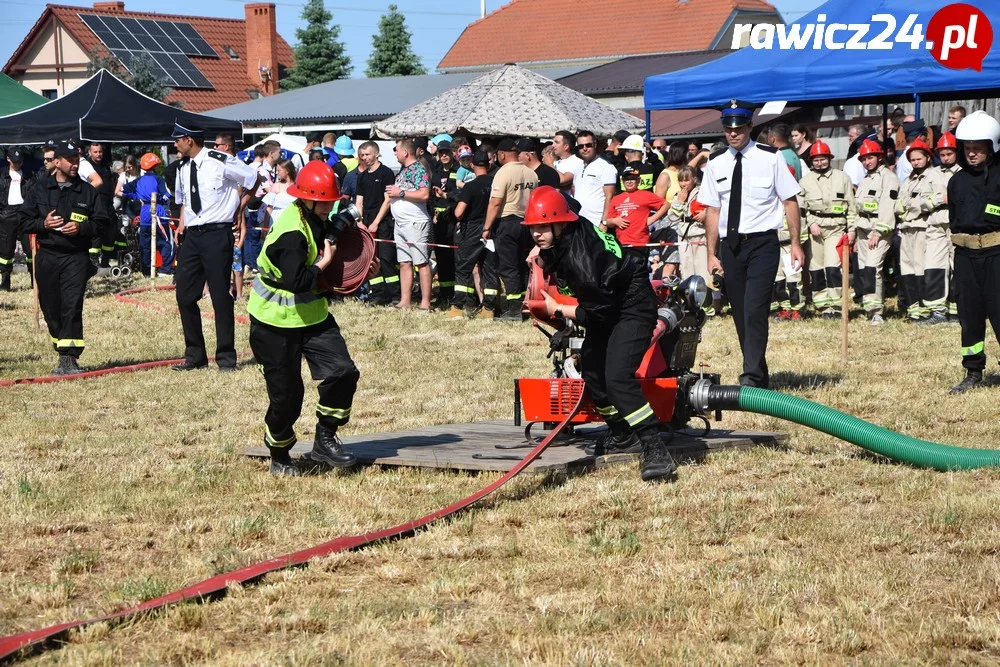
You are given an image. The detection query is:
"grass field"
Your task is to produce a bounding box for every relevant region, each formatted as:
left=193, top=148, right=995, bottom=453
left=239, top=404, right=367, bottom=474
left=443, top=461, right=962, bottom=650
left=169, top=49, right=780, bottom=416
left=2, top=271, right=1000, bottom=664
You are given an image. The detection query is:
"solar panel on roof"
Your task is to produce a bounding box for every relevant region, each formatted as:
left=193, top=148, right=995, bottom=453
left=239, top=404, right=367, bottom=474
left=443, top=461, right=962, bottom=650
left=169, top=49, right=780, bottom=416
left=79, top=12, right=217, bottom=90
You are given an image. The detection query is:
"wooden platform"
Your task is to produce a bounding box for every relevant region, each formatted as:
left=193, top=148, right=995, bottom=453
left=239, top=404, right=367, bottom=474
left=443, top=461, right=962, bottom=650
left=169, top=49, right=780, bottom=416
left=243, top=421, right=788, bottom=473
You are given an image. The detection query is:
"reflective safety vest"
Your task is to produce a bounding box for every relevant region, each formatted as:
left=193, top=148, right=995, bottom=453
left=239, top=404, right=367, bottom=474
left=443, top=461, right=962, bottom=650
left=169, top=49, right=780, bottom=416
left=340, top=157, right=359, bottom=173
left=247, top=205, right=329, bottom=328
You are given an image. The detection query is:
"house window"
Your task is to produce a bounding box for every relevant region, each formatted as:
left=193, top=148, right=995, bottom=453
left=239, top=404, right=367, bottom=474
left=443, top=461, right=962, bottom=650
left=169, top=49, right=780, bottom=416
left=42, top=89, right=57, bottom=100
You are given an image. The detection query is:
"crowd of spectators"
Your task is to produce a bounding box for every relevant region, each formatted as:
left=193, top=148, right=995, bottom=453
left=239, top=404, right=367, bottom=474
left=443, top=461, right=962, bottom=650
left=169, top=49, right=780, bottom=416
left=0, top=104, right=978, bottom=329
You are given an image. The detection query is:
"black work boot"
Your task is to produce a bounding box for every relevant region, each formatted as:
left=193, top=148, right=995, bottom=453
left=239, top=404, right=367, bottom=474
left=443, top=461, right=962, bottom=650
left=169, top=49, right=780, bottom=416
left=267, top=447, right=301, bottom=477
left=639, top=428, right=678, bottom=482
left=585, top=422, right=642, bottom=456
left=306, top=424, right=358, bottom=468
left=949, top=370, right=984, bottom=395
left=0, top=271, right=10, bottom=291
left=51, top=354, right=81, bottom=376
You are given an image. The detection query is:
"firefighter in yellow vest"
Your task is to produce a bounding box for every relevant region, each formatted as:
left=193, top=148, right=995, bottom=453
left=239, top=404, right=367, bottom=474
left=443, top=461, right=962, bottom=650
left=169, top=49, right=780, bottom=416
left=852, top=139, right=899, bottom=324
left=248, top=161, right=373, bottom=476
left=800, top=140, right=855, bottom=318
left=897, top=138, right=950, bottom=324
left=936, top=131, right=961, bottom=318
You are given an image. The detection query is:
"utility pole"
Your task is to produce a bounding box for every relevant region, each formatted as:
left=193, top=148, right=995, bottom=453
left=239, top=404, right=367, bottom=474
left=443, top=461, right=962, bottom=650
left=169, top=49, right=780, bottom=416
left=481, top=0, right=486, bottom=18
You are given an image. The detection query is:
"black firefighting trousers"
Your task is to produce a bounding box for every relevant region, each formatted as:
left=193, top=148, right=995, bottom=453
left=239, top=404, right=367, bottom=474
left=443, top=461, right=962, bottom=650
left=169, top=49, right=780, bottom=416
left=955, top=245, right=1000, bottom=372
left=580, top=311, right=659, bottom=432
left=35, top=249, right=92, bottom=358
left=495, top=215, right=528, bottom=314
left=450, top=218, right=498, bottom=310
left=249, top=314, right=360, bottom=450
left=0, top=208, right=31, bottom=275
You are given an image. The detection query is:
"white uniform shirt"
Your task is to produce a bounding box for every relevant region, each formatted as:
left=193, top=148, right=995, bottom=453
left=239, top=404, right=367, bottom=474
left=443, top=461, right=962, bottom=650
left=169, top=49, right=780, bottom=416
left=574, top=156, right=617, bottom=225
left=175, top=148, right=257, bottom=227
left=843, top=154, right=866, bottom=187
left=896, top=145, right=913, bottom=183
left=555, top=153, right=584, bottom=191
left=7, top=169, right=23, bottom=206
left=697, top=140, right=801, bottom=237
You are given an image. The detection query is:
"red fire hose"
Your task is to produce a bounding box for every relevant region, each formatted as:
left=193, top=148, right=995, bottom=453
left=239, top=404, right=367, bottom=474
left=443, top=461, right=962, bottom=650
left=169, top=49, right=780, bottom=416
left=0, top=394, right=586, bottom=660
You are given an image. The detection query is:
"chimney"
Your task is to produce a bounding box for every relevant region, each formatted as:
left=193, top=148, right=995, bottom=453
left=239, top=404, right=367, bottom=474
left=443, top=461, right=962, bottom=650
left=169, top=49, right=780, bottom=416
left=93, top=1, right=125, bottom=10
left=245, top=3, right=278, bottom=96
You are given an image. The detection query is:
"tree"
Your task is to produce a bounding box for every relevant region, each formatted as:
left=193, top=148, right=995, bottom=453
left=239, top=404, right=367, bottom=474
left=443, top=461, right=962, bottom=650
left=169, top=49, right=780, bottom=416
left=87, top=49, right=173, bottom=103
left=281, top=0, right=352, bottom=91
left=366, top=4, right=426, bottom=78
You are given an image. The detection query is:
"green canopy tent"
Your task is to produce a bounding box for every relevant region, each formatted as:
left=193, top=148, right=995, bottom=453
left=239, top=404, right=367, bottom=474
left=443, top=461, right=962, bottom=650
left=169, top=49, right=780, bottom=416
left=0, top=74, right=46, bottom=116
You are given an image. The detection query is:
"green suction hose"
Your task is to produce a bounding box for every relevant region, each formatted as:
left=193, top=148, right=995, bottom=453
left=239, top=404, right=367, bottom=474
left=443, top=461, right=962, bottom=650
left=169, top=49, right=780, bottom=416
left=701, top=385, right=1000, bottom=471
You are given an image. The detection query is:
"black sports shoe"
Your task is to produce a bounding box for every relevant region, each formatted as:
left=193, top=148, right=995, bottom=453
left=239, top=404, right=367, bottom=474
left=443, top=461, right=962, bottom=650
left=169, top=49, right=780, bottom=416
left=171, top=360, right=208, bottom=371
left=949, top=370, right=983, bottom=395
left=639, top=430, right=678, bottom=481
left=585, top=428, right=642, bottom=456
left=305, top=424, right=358, bottom=468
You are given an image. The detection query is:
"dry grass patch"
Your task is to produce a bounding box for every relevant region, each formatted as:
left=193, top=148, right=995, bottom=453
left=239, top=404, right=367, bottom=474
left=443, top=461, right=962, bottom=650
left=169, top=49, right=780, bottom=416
left=2, top=271, right=1000, bottom=663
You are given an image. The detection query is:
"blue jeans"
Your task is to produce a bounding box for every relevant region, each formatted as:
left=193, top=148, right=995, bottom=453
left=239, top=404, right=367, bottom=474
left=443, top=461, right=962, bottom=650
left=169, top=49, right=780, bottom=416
left=139, top=225, right=175, bottom=275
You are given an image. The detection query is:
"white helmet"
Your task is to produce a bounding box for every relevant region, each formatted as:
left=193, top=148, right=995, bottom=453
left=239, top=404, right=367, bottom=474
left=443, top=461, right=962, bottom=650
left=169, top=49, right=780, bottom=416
left=955, top=110, right=1000, bottom=152
left=621, top=134, right=645, bottom=152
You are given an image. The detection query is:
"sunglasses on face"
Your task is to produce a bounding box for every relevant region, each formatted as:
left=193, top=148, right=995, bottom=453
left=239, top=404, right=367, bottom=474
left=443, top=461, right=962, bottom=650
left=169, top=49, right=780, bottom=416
left=43, top=157, right=54, bottom=162
left=577, top=143, right=594, bottom=149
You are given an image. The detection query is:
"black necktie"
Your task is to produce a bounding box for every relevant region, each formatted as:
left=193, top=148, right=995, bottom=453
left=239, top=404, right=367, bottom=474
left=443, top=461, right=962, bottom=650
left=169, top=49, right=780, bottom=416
left=189, top=160, right=202, bottom=215
left=726, top=151, right=743, bottom=251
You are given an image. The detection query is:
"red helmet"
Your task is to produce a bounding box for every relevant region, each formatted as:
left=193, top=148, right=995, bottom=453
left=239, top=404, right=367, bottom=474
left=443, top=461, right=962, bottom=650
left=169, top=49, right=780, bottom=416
left=523, top=185, right=579, bottom=226
left=905, top=138, right=933, bottom=161
left=936, top=132, right=957, bottom=150
left=858, top=139, right=883, bottom=157
left=809, top=140, right=834, bottom=159
left=287, top=160, right=340, bottom=202
left=140, top=152, right=161, bottom=171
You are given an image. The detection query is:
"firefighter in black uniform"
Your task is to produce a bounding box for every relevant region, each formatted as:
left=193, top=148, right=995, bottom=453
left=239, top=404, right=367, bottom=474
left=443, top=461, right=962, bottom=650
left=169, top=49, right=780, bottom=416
left=948, top=111, right=1000, bottom=394
left=80, top=143, right=120, bottom=267
left=524, top=185, right=677, bottom=482
left=430, top=140, right=459, bottom=305
left=18, top=141, right=108, bottom=375
left=0, top=148, right=34, bottom=291
left=447, top=151, right=498, bottom=318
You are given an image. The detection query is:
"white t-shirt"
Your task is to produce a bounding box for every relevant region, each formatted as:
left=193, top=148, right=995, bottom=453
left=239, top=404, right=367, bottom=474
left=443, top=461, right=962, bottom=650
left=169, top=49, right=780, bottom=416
left=554, top=154, right=584, bottom=192
left=843, top=155, right=865, bottom=187
left=263, top=190, right=296, bottom=226
left=573, top=156, right=618, bottom=225
left=896, top=148, right=913, bottom=183
left=78, top=159, right=97, bottom=184
left=7, top=170, right=23, bottom=206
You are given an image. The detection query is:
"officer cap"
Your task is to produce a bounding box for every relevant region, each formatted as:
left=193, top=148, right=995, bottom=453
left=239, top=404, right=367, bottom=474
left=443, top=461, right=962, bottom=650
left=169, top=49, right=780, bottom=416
left=171, top=122, right=205, bottom=139
left=902, top=119, right=927, bottom=141
left=720, top=99, right=755, bottom=128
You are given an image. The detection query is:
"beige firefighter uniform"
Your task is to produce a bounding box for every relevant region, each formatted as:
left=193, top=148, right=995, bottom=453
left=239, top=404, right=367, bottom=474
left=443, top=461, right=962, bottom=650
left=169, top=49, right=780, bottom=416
left=853, top=165, right=900, bottom=315
left=800, top=168, right=855, bottom=315
left=938, top=163, right=961, bottom=317
left=897, top=167, right=949, bottom=319
left=772, top=214, right=805, bottom=315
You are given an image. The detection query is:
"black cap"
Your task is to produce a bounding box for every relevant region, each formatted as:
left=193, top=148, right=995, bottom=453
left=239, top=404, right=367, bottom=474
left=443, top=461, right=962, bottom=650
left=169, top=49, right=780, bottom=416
left=53, top=141, right=80, bottom=158
left=720, top=99, right=755, bottom=128
left=515, top=137, right=536, bottom=153
left=436, top=140, right=452, bottom=152
left=471, top=150, right=490, bottom=167
left=496, top=137, right=518, bottom=152
left=613, top=129, right=631, bottom=144
left=306, top=131, right=324, bottom=143
left=6, top=149, right=23, bottom=161
left=620, top=166, right=640, bottom=180
left=903, top=119, right=927, bottom=139
left=413, top=137, right=429, bottom=151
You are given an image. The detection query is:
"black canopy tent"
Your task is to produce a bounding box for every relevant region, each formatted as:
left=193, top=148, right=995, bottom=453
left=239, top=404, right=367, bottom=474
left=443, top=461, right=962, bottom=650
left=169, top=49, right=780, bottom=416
left=0, top=69, right=243, bottom=145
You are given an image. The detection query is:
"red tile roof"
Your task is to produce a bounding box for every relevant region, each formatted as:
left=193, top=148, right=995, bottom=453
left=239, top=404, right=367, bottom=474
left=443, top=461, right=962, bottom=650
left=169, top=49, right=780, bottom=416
left=4, top=4, right=293, bottom=112
left=439, top=0, right=778, bottom=71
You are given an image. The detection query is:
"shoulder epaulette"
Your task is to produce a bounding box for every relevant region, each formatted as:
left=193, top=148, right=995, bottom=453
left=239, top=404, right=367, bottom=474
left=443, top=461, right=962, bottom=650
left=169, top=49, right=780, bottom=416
left=207, top=150, right=228, bottom=162
left=709, top=147, right=727, bottom=160
left=756, top=144, right=778, bottom=154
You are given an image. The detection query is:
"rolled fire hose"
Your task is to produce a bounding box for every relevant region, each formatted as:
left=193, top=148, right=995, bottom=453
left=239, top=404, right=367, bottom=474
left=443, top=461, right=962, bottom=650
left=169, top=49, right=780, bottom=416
left=693, top=384, right=1000, bottom=471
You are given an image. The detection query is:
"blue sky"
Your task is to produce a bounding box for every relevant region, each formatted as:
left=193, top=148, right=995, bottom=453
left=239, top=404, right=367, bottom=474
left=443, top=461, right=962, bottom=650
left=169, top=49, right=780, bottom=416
left=0, top=0, right=825, bottom=75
